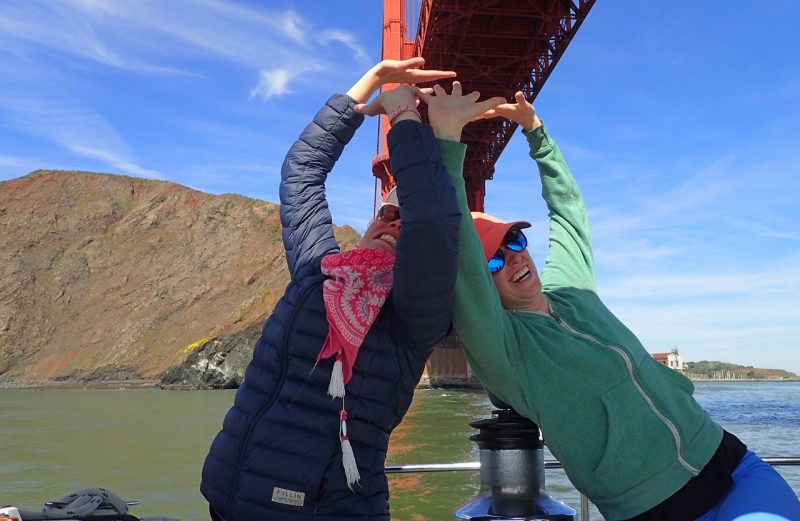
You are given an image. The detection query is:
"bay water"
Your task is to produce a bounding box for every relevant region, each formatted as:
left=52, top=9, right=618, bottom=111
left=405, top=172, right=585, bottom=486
left=1, top=382, right=798, bottom=520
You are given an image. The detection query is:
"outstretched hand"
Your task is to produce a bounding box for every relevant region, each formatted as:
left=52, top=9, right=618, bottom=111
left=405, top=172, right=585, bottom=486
left=417, top=81, right=506, bottom=141
left=354, top=85, right=420, bottom=122
left=373, top=57, right=456, bottom=86
left=474, top=91, right=541, bottom=132
left=346, top=58, right=456, bottom=104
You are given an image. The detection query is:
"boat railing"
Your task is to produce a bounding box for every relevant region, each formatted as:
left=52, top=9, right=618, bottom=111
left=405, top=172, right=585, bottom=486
left=385, top=457, right=800, bottom=521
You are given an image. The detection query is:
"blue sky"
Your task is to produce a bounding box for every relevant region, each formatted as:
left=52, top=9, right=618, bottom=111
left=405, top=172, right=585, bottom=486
left=1, top=1, right=798, bottom=373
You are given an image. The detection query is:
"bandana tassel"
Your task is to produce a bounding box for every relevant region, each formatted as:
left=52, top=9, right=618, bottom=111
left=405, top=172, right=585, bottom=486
left=316, top=248, right=394, bottom=494
left=339, top=410, right=360, bottom=489
left=327, top=353, right=346, bottom=398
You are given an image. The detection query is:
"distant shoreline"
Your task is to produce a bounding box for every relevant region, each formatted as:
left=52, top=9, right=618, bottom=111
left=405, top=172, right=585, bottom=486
left=2, top=377, right=800, bottom=391
left=0, top=379, right=160, bottom=390
left=690, top=378, right=800, bottom=383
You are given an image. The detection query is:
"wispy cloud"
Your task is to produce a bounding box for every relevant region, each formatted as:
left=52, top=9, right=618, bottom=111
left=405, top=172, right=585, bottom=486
left=249, top=65, right=327, bottom=100
left=169, top=163, right=282, bottom=201
left=279, top=9, right=307, bottom=45
left=601, top=258, right=800, bottom=372
left=0, top=0, right=373, bottom=183
left=0, top=153, right=41, bottom=170
left=602, top=258, right=800, bottom=300
left=0, top=1, right=368, bottom=98
left=0, top=94, right=161, bottom=178
left=319, top=30, right=370, bottom=63
left=0, top=3, right=186, bottom=76
left=572, top=144, right=800, bottom=269
left=481, top=102, right=800, bottom=373
left=610, top=293, right=800, bottom=372
left=68, top=145, right=161, bottom=179
left=251, top=69, right=297, bottom=99
left=594, top=242, right=682, bottom=268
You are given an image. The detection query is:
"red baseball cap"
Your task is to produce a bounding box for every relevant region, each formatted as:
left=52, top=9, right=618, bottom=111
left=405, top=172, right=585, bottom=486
left=471, top=212, right=531, bottom=261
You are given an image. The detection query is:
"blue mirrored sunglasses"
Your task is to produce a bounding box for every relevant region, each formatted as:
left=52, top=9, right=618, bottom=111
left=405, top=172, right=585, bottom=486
left=488, top=229, right=528, bottom=274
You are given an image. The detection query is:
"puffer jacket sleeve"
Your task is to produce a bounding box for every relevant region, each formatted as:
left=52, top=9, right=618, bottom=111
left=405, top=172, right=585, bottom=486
left=279, top=94, right=364, bottom=278
left=388, top=120, right=461, bottom=353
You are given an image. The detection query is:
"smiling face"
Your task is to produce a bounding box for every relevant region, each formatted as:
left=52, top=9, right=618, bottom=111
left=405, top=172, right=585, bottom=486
left=472, top=212, right=549, bottom=313
left=358, top=206, right=401, bottom=255
left=491, top=246, right=545, bottom=311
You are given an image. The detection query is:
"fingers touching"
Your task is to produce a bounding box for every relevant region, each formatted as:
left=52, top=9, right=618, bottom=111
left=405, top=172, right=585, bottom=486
left=352, top=65, right=539, bottom=133
left=469, top=90, right=539, bottom=130
left=378, top=57, right=456, bottom=86
left=354, top=84, right=421, bottom=118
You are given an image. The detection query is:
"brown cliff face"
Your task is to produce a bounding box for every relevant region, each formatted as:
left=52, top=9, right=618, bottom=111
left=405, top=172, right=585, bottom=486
left=0, top=170, right=360, bottom=386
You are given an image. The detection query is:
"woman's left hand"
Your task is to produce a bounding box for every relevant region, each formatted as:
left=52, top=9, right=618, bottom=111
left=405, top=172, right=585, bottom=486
left=346, top=58, right=455, bottom=104
left=353, top=85, right=420, bottom=122
left=419, top=81, right=505, bottom=141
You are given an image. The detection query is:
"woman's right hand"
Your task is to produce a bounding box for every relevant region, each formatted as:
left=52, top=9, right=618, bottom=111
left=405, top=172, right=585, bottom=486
left=474, top=91, right=542, bottom=132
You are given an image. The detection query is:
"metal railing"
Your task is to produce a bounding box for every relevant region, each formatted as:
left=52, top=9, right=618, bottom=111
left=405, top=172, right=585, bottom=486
left=385, top=457, right=800, bottom=521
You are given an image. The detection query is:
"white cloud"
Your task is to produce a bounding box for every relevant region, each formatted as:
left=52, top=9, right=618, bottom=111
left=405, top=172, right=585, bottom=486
left=68, top=145, right=161, bottom=179
left=250, top=69, right=297, bottom=100
left=0, top=2, right=363, bottom=82
left=0, top=4, right=186, bottom=76
left=319, top=30, right=370, bottom=63
left=0, top=94, right=161, bottom=179
left=279, top=9, right=307, bottom=45
left=0, top=2, right=370, bottom=103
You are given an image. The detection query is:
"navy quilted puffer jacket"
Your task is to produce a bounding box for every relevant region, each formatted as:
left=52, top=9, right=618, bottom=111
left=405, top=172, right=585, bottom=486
left=200, top=94, right=460, bottom=520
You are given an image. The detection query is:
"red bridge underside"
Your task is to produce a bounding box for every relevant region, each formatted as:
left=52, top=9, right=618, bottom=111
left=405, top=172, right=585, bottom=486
left=373, top=0, right=596, bottom=212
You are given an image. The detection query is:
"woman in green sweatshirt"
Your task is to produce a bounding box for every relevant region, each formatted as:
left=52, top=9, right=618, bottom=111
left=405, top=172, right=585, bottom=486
left=417, top=85, right=800, bottom=521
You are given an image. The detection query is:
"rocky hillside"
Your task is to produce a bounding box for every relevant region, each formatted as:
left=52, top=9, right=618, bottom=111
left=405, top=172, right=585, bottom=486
left=0, top=170, right=360, bottom=387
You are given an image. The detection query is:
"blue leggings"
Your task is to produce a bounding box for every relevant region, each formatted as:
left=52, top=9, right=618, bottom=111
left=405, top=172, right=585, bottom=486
left=697, top=451, right=800, bottom=521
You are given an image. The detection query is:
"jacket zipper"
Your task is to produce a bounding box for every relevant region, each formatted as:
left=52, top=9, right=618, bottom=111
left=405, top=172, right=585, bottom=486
left=519, top=305, right=701, bottom=476
left=226, top=282, right=319, bottom=514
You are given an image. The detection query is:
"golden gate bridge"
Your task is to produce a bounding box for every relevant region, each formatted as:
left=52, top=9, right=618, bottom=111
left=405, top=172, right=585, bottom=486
left=370, top=1, right=597, bottom=382
left=372, top=0, right=596, bottom=212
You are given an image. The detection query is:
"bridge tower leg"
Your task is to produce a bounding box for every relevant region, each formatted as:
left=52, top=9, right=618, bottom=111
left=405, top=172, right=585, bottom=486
left=371, top=0, right=415, bottom=214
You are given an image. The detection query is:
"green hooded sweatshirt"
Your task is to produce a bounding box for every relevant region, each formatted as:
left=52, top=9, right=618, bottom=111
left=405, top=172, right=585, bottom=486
left=436, top=124, right=722, bottom=521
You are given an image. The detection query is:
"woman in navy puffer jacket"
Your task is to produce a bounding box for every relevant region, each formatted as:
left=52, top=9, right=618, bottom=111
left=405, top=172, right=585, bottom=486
left=200, top=59, right=461, bottom=520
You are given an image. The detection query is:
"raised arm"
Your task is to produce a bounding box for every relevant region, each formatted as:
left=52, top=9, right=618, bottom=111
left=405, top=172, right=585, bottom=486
left=279, top=95, right=362, bottom=277
left=418, top=83, right=520, bottom=382
left=279, top=59, right=456, bottom=278
left=389, top=120, right=462, bottom=351
left=355, top=84, right=463, bottom=351
left=481, top=92, right=596, bottom=292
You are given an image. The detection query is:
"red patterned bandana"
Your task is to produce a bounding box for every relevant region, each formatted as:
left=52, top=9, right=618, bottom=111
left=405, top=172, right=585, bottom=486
left=317, top=248, right=395, bottom=384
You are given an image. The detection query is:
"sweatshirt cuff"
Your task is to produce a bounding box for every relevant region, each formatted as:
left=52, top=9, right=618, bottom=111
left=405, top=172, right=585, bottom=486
left=523, top=120, right=552, bottom=154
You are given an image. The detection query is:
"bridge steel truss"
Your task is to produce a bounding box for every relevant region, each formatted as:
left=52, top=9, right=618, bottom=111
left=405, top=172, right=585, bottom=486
left=373, top=0, right=596, bottom=212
